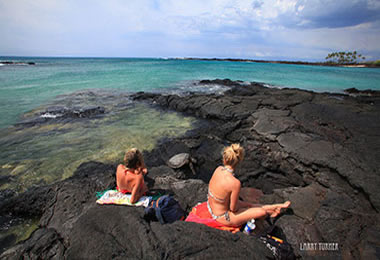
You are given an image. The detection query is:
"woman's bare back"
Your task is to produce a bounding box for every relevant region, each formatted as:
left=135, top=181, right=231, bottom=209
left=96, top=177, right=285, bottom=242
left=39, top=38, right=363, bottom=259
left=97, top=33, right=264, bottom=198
left=116, top=164, right=147, bottom=203
left=208, top=166, right=238, bottom=217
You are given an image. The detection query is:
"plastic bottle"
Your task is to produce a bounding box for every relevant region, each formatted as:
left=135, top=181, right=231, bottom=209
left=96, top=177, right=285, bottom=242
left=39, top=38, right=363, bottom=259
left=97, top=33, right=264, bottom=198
left=243, top=219, right=256, bottom=234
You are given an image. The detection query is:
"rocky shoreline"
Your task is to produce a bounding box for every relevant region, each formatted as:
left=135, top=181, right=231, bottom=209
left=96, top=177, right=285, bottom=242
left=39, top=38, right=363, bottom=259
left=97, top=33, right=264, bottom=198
left=1, top=79, right=380, bottom=259
left=0, top=61, right=36, bottom=66
left=176, top=58, right=380, bottom=68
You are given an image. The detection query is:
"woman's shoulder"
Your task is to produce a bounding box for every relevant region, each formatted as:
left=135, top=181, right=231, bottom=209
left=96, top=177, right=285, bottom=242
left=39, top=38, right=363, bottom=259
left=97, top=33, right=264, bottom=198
left=214, top=166, right=225, bottom=174
left=117, top=164, right=125, bottom=171
left=229, top=175, right=241, bottom=189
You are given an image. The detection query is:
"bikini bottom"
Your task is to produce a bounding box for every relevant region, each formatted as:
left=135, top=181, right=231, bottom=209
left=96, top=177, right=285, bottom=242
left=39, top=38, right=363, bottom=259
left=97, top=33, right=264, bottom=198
left=207, top=200, right=230, bottom=222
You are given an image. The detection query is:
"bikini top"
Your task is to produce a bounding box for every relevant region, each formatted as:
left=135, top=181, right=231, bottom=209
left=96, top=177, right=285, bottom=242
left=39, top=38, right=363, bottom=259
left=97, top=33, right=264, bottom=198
left=222, top=166, right=235, bottom=176
left=208, top=188, right=225, bottom=203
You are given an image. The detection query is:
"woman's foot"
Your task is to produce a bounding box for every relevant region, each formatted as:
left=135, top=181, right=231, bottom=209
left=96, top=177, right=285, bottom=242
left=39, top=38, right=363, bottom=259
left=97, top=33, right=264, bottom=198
left=269, top=201, right=291, bottom=218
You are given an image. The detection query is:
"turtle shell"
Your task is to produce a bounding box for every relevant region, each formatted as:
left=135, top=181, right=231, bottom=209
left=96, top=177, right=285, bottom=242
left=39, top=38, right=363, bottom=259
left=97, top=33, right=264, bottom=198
left=167, top=153, right=190, bottom=168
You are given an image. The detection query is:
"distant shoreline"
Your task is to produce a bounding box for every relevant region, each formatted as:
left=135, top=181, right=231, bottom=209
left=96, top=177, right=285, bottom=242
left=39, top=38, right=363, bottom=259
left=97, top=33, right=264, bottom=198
left=0, top=61, right=36, bottom=66
left=1, top=57, right=378, bottom=68
left=175, top=57, right=379, bottom=68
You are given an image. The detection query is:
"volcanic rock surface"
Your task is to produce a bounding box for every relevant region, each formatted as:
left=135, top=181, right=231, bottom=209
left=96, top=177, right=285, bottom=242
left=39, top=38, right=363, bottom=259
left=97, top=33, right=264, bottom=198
left=1, top=79, right=380, bottom=259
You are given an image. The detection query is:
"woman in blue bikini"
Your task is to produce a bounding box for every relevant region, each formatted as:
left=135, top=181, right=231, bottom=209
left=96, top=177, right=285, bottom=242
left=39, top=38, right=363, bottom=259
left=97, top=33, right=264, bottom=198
left=207, top=144, right=291, bottom=226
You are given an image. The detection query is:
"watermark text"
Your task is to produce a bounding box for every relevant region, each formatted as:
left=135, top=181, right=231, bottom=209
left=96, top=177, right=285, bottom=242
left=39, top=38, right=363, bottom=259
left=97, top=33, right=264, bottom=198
left=300, top=242, right=339, bottom=251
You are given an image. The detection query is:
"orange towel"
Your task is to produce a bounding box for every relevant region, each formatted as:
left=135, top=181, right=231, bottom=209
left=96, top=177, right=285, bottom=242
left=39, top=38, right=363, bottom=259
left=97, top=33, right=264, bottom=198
left=185, top=202, right=241, bottom=233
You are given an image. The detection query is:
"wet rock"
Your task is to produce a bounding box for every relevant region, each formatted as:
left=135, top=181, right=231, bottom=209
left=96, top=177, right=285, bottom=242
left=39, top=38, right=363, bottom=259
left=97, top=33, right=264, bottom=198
left=45, top=105, right=106, bottom=118
left=199, top=78, right=242, bottom=87
left=225, top=84, right=259, bottom=96
left=0, top=185, right=54, bottom=218
left=0, top=175, right=11, bottom=185
left=345, top=87, right=380, bottom=96
left=16, top=106, right=106, bottom=127
left=1, top=228, right=66, bottom=259
left=0, top=234, right=16, bottom=255
left=0, top=189, right=16, bottom=202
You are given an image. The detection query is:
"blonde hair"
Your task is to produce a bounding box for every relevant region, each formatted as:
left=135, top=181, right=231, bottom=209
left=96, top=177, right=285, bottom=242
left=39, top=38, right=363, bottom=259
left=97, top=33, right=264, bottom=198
left=222, top=144, right=245, bottom=167
left=124, top=148, right=144, bottom=169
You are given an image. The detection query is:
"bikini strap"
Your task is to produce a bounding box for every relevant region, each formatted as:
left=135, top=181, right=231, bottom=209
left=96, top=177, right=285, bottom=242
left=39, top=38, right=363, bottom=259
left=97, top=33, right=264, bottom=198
left=208, top=188, right=225, bottom=203
left=222, top=166, right=235, bottom=176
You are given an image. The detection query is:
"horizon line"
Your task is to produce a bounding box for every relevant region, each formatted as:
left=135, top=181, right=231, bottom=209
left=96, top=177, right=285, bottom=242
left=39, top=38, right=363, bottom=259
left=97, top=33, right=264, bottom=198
left=0, top=55, right=327, bottom=62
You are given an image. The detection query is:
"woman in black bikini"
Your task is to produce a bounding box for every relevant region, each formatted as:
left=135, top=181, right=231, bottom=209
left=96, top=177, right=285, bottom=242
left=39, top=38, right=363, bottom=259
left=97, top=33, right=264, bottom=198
left=207, top=144, right=291, bottom=226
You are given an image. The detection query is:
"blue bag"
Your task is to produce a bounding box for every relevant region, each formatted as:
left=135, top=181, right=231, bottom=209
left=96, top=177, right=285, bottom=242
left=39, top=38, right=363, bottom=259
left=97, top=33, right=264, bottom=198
left=151, top=195, right=185, bottom=224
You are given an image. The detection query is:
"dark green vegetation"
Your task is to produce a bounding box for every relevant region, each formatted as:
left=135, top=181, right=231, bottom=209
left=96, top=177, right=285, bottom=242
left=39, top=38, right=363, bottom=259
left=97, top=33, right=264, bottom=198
left=371, top=59, right=380, bottom=66
left=325, top=51, right=365, bottom=64
left=324, top=52, right=380, bottom=67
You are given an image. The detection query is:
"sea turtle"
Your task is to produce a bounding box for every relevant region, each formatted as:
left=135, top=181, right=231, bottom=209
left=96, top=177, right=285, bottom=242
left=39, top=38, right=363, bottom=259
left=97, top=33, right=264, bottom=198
left=167, top=153, right=197, bottom=175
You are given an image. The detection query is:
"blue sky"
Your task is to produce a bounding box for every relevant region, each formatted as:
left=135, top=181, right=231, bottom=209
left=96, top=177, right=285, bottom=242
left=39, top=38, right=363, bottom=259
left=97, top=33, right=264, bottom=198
left=1, top=0, right=380, bottom=61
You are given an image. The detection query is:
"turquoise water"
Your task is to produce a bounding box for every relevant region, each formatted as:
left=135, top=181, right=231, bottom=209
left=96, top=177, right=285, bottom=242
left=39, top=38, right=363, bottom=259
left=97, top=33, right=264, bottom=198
left=1, top=57, right=380, bottom=129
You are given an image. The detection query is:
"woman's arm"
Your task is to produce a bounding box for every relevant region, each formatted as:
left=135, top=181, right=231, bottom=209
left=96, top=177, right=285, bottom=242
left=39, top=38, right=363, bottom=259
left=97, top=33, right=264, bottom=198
left=130, top=177, right=143, bottom=204
left=115, top=164, right=123, bottom=187
left=229, top=180, right=241, bottom=212
left=141, top=167, right=148, bottom=175
left=138, top=152, right=146, bottom=169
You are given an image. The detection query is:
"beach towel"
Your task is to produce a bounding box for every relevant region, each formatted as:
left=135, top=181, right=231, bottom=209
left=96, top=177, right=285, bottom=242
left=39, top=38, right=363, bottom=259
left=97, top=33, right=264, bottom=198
left=185, top=202, right=241, bottom=233
left=96, top=189, right=151, bottom=207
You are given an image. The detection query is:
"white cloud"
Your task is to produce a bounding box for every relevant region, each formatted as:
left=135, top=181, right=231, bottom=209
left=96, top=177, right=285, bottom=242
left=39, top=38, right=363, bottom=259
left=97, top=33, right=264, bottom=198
left=0, top=0, right=379, bottom=59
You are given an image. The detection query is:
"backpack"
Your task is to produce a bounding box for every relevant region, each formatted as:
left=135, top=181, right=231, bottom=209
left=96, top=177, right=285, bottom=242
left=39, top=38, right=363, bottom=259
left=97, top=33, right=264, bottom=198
left=144, top=195, right=185, bottom=224
left=259, top=234, right=295, bottom=260
left=251, top=218, right=295, bottom=260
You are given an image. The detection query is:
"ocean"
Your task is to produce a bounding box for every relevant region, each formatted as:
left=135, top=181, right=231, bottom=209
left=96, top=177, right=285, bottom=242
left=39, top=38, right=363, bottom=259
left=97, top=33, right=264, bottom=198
left=1, top=57, right=380, bottom=129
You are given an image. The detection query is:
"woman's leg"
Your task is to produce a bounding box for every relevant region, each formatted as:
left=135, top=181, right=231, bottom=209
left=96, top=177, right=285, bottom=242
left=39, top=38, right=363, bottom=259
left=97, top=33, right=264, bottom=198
left=237, top=200, right=291, bottom=217
left=218, top=201, right=291, bottom=226
left=226, top=207, right=268, bottom=226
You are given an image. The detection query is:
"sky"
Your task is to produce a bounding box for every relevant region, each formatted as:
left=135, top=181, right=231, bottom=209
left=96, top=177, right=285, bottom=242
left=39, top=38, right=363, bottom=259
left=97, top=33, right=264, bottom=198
left=1, top=0, right=380, bottom=61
